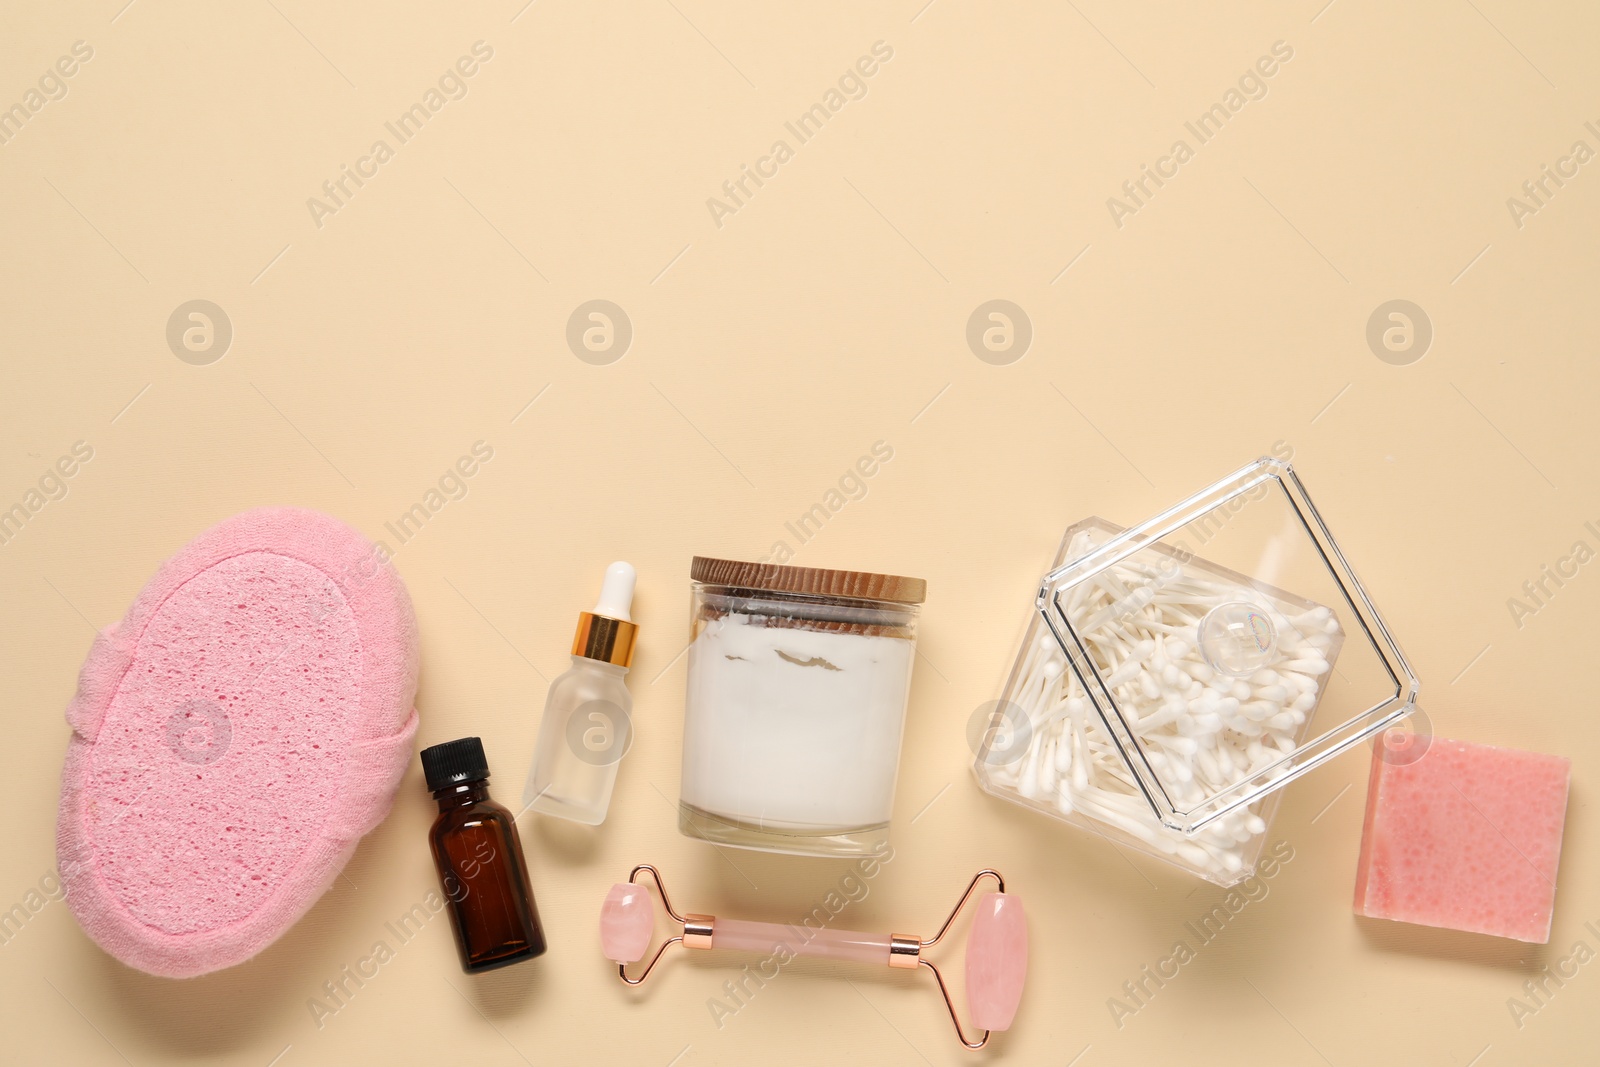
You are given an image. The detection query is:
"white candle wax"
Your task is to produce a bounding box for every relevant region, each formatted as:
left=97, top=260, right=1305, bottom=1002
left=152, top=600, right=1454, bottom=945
left=680, top=612, right=915, bottom=832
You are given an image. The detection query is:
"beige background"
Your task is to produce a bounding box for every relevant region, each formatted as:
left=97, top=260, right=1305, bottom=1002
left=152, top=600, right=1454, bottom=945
left=2, top=0, right=1596, bottom=1064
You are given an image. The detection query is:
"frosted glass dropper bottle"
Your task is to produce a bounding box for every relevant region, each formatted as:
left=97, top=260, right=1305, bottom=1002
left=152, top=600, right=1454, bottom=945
left=522, top=562, right=638, bottom=825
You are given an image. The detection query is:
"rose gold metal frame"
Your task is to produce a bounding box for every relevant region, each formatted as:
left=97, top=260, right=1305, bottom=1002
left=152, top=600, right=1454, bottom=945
left=616, top=865, right=688, bottom=986
left=612, top=864, right=1008, bottom=1051
left=916, top=868, right=1004, bottom=1050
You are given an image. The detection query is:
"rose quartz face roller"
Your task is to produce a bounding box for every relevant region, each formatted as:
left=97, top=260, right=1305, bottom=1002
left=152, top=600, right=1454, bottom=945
left=600, top=865, right=1027, bottom=1050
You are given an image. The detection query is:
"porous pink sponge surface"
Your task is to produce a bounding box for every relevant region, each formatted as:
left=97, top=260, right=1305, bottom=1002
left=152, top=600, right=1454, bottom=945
left=1354, top=734, right=1570, bottom=943
left=56, top=508, right=419, bottom=977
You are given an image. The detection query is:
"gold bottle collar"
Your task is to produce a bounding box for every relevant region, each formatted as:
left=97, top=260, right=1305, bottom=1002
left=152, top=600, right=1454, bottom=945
left=573, top=612, right=637, bottom=667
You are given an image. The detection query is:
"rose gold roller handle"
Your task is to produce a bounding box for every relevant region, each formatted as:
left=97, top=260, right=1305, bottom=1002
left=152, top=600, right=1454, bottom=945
left=599, top=865, right=1028, bottom=1050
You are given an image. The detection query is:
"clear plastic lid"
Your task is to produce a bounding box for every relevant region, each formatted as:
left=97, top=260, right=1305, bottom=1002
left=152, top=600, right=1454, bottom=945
left=1037, top=458, right=1419, bottom=834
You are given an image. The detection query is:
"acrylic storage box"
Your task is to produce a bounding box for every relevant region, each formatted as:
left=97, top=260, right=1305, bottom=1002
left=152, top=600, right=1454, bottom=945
left=972, top=458, right=1419, bottom=885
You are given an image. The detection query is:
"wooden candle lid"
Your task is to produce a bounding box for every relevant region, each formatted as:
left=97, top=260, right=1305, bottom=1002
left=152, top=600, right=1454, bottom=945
left=690, top=556, right=926, bottom=605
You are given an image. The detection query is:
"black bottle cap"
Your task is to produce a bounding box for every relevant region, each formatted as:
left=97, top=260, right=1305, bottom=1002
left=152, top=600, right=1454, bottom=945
left=421, top=737, right=491, bottom=791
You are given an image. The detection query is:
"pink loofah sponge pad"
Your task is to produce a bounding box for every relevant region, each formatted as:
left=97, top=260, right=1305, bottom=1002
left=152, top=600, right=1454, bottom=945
left=56, top=508, right=419, bottom=977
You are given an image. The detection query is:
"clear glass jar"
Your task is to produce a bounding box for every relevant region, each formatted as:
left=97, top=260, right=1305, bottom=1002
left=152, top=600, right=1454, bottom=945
left=973, top=458, right=1420, bottom=886
left=679, top=557, right=926, bottom=858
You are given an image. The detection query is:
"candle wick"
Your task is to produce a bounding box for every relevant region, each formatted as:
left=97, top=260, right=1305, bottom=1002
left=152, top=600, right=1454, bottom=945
left=774, top=650, right=843, bottom=671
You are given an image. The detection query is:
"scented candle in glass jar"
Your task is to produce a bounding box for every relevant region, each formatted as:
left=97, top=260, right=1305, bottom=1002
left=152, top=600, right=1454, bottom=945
left=678, top=557, right=926, bottom=858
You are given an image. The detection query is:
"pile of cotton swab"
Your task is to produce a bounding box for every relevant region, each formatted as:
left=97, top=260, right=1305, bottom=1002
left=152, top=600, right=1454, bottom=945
left=987, top=531, right=1340, bottom=882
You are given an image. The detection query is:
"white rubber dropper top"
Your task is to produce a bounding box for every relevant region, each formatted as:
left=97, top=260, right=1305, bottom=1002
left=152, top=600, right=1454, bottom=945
left=593, top=561, right=636, bottom=622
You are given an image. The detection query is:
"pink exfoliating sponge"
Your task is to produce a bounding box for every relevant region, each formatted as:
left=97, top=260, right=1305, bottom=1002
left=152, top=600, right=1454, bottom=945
left=56, top=508, right=419, bottom=977
left=1354, top=733, right=1570, bottom=943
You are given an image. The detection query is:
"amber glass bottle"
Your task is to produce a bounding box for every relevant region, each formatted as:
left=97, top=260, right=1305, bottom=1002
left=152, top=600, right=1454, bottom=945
left=421, top=737, right=547, bottom=972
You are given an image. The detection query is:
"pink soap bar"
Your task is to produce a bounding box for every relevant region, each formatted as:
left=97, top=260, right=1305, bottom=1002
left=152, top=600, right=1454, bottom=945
left=1354, top=733, right=1570, bottom=943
